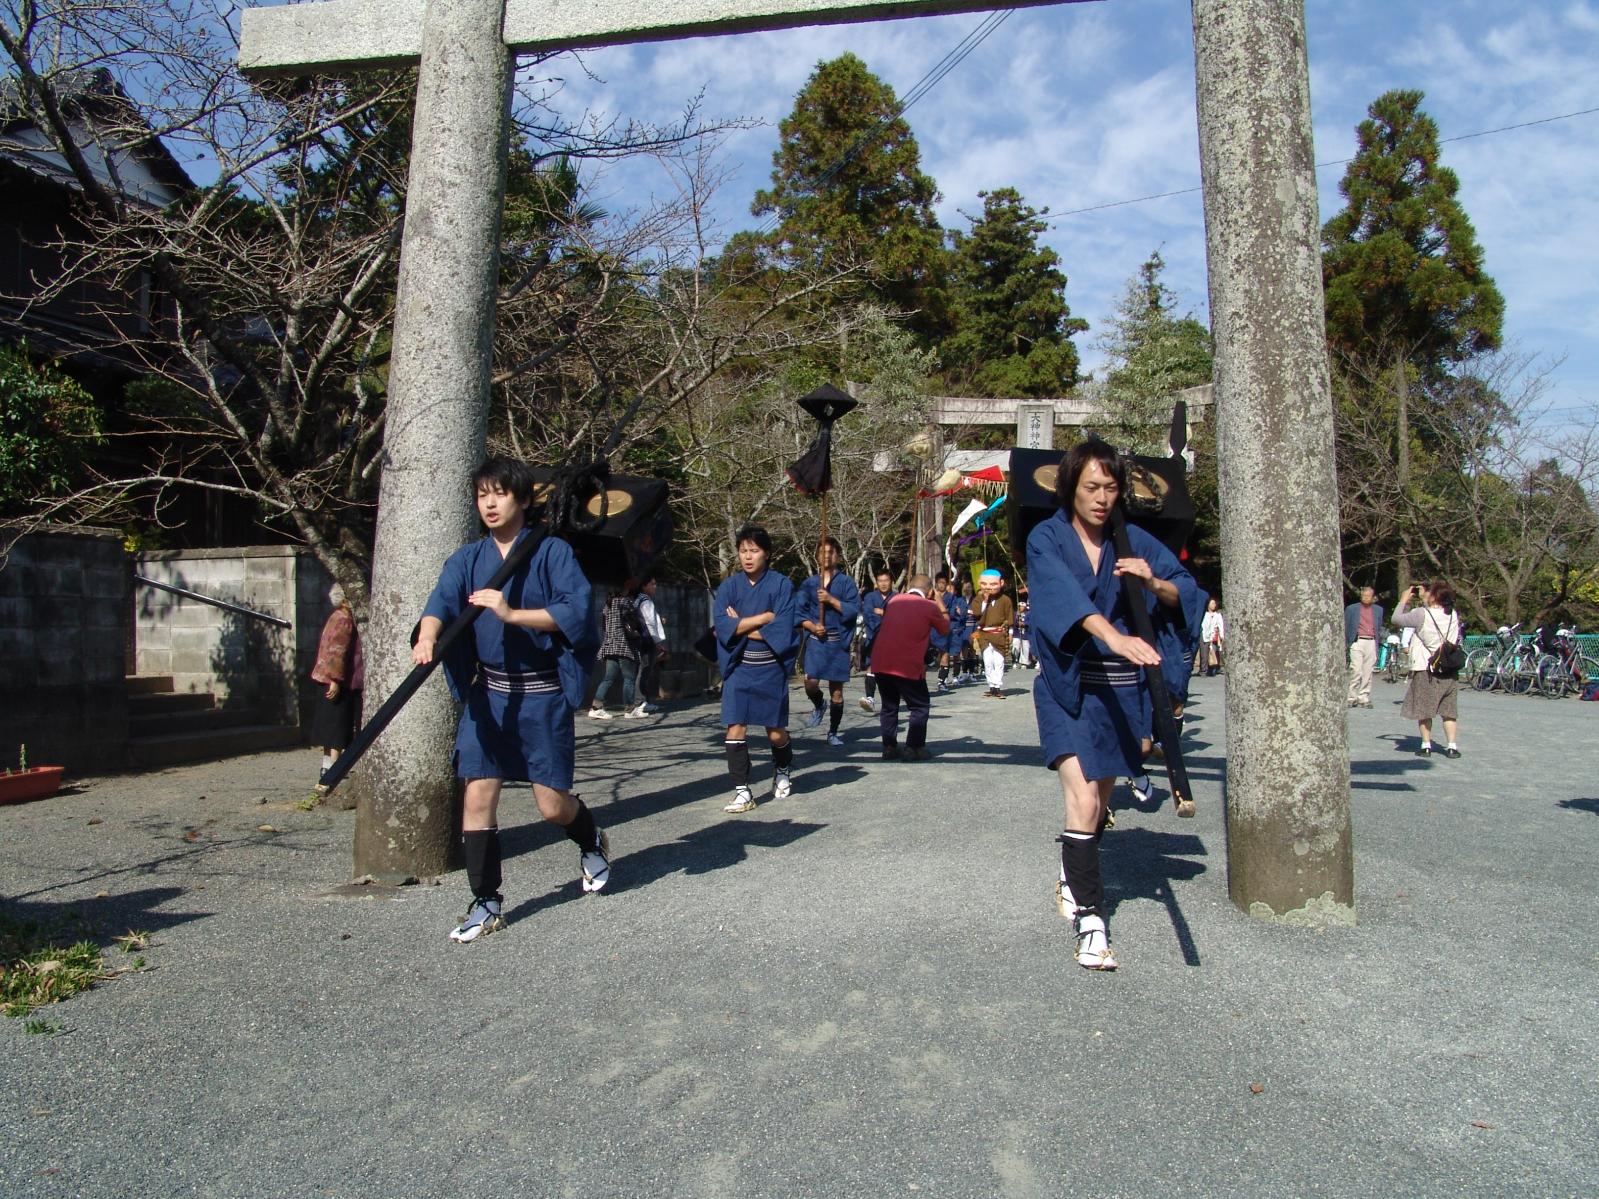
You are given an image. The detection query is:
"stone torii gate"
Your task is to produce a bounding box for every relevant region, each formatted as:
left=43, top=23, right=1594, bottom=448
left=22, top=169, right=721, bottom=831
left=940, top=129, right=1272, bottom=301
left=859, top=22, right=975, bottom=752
left=240, top=0, right=1353, bottom=925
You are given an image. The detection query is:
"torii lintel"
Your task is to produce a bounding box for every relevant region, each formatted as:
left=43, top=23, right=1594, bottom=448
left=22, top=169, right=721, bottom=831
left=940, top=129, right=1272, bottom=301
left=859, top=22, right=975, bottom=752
left=239, top=0, right=1086, bottom=75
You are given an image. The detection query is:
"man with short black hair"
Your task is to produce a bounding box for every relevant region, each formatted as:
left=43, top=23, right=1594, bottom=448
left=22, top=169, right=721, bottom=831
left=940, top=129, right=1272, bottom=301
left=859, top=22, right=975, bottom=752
left=413, top=457, right=610, bottom=944
left=858, top=566, right=896, bottom=714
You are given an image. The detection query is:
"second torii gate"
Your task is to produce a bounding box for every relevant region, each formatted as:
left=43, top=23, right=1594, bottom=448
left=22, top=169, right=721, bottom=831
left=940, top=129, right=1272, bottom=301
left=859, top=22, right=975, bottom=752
left=240, top=0, right=1353, bottom=926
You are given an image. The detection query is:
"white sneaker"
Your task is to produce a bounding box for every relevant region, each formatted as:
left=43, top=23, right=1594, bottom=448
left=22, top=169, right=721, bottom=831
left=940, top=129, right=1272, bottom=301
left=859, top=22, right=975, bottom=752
left=580, top=830, right=611, bottom=893
left=724, top=786, right=756, bottom=814
left=772, top=769, right=793, bottom=801
left=588, top=707, right=613, bottom=721
left=624, top=703, right=649, bottom=719
left=858, top=696, right=876, bottom=713
left=641, top=701, right=661, bottom=714
left=1074, top=912, right=1117, bottom=970
left=1126, top=774, right=1155, bottom=804
left=826, top=733, right=844, bottom=748
left=805, top=707, right=825, bottom=729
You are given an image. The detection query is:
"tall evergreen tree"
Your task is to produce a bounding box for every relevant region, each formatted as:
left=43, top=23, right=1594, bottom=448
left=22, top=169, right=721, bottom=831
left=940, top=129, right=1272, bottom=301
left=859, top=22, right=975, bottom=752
left=752, top=53, right=948, bottom=339
left=1099, top=249, right=1213, bottom=423
left=1321, top=88, right=1504, bottom=587
left=941, top=187, right=1086, bottom=397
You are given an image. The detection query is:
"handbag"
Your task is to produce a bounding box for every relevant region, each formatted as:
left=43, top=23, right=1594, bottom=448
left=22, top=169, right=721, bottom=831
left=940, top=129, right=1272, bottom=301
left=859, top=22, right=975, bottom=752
left=1425, top=610, right=1465, bottom=677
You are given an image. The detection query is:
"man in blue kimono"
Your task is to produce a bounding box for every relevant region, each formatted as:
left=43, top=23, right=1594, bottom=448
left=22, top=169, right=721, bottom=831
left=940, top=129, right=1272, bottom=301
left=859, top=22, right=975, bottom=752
left=714, top=526, right=799, bottom=813
left=797, top=536, right=861, bottom=748
left=857, top=565, right=896, bottom=714
left=938, top=576, right=968, bottom=693
left=1027, top=440, right=1198, bottom=971
left=413, top=457, right=608, bottom=944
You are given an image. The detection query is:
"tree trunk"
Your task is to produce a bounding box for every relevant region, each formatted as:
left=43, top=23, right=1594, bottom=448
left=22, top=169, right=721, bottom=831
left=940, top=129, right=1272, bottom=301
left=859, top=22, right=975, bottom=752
left=1191, top=0, right=1355, bottom=923
left=348, top=0, right=513, bottom=880
left=1395, top=348, right=1411, bottom=594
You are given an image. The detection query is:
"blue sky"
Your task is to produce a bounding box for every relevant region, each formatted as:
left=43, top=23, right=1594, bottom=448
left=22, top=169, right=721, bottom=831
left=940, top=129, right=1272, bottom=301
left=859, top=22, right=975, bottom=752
left=527, top=0, right=1599, bottom=424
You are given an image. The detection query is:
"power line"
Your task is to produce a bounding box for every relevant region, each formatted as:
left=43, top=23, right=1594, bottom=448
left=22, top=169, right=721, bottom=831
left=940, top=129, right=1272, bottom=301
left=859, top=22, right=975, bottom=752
left=752, top=10, right=1014, bottom=240
left=1045, top=103, right=1599, bottom=225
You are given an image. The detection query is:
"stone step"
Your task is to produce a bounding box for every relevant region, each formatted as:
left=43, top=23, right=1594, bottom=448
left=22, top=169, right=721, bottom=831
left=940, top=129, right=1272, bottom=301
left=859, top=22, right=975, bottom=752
left=128, top=705, right=269, bottom=738
left=128, top=691, right=216, bottom=717
left=125, top=674, right=175, bottom=695
left=127, top=724, right=304, bottom=769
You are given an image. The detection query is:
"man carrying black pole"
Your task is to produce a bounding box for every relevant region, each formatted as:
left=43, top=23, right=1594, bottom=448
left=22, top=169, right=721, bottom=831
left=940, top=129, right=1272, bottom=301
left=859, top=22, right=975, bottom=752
left=412, top=457, right=611, bottom=943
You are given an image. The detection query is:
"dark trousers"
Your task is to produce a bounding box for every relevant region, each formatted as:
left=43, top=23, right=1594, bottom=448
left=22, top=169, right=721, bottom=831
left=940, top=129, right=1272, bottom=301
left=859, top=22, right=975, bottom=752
left=875, top=673, right=930, bottom=749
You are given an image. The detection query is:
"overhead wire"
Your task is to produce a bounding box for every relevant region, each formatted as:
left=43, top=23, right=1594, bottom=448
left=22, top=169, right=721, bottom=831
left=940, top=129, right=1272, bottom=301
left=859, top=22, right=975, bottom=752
left=751, top=9, right=1014, bottom=240
left=1045, top=104, right=1599, bottom=225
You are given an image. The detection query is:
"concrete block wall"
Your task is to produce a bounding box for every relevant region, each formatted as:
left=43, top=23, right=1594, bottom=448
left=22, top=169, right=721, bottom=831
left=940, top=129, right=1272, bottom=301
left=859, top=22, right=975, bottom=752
left=134, top=545, right=307, bottom=723
left=0, top=529, right=129, bottom=771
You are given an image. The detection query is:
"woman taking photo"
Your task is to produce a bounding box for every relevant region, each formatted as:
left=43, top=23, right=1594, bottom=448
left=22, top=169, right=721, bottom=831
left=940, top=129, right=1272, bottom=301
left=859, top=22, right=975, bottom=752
left=1393, top=580, right=1463, bottom=758
left=1027, top=440, right=1199, bottom=971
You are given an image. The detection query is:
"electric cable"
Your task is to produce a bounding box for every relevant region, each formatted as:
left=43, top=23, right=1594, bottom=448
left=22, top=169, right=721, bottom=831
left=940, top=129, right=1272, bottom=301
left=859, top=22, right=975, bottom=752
left=752, top=10, right=1014, bottom=240
left=1045, top=104, right=1599, bottom=225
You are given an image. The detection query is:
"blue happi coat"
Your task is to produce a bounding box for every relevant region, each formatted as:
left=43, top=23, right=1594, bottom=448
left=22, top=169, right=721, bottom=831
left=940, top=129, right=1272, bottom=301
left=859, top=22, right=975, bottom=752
left=861, top=587, right=896, bottom=669
left=713, top=567, right=800, bottom=677
left=796, top=570, right=861, bottom=682
left=714, top=567, right=799, bottom=727
left=1027, top=508, right=1199, bottom=776
left=944, top=592, right=970, bottom=655
left=421, top=529, right=598, bottom=785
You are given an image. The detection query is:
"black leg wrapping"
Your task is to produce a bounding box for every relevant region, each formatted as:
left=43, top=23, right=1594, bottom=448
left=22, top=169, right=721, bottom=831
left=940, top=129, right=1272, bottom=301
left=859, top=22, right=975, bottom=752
left=828, top=702, right=842, bottom=734
left=462, top=827, right=502, bottom=900
left=864, top=675, right=877, bottom=699
left=771, top=737, right=793, bottom=771
left=726, top=739, right=752, bottom=786
left=1058, top=832, right=1103, bottom=915
left=563, top=798, right=600, bottom=854
left=938, top=666, right=949, bottom=684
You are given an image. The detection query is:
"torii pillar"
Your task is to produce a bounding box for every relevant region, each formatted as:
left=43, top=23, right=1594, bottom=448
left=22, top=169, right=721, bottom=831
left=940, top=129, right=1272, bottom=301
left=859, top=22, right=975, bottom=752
left=242, top=0, right=1354, bottom=924
left=239, top=0, right=1077, bottom=880
left=1192, top=0, right=1354, bottom=922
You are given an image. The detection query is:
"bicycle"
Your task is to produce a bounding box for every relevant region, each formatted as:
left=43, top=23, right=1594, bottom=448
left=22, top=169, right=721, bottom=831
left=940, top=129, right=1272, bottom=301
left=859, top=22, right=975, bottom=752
left=1379, top=634, right=1406, bottom=684
left=1535, top=628, right=1596, bottom=698
left=1495, top=631, right=1542, bottom=695
left=1466, top=623, right=1520, bottom=692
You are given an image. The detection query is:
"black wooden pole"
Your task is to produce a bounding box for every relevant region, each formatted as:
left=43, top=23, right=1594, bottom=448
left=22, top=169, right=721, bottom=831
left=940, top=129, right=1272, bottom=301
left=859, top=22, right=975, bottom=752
left=317, top=525, right=549, bottom=794
left=1108, top=507, right=1196, bottom=818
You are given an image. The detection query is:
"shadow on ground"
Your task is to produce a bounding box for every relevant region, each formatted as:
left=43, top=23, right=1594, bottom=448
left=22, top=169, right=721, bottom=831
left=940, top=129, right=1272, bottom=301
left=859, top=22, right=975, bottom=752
left=1104, top=827, right=1209, bottom=966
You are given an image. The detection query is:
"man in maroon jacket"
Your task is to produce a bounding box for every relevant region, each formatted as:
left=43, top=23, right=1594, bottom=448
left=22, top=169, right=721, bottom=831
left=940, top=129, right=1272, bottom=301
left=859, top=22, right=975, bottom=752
left=870, top=574, right=951, bottom=761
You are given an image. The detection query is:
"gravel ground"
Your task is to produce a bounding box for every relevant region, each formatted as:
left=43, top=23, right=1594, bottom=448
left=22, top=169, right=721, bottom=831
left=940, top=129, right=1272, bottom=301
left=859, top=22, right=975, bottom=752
left=2, top=672, right=1596, bottom=1198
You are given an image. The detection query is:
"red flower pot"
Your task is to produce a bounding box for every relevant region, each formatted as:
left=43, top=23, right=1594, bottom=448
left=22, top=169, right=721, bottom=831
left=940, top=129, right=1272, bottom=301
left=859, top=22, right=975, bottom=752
left=0, top=766, right=65, bottom=804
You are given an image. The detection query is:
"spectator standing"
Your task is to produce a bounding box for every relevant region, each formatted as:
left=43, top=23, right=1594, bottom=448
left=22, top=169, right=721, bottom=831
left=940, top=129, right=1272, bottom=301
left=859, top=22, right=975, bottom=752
left=1199, top=598, right=1225, bottom=676
left=1394, top=581, right=1463, bottom=758
left=870, top=575, right=951, bottom=760
left=633, top=575, right=668, bottom=715
left=1014, top=598, right=1033, bottom=669
left=309, top=585, right=363, bottom=793
left=1344, top=586, right=1384, bottom=708
left=590, top=579, right=647, bottom=720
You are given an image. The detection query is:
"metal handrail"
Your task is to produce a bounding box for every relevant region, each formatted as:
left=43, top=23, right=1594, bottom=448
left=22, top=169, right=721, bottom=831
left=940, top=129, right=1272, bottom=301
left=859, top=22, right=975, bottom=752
left=133, top=574, right=292, bottom=629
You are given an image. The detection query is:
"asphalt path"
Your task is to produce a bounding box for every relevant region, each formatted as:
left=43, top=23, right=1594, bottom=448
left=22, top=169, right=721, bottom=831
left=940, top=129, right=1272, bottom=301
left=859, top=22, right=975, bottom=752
left=2, top=672, right=1596, bottom=1197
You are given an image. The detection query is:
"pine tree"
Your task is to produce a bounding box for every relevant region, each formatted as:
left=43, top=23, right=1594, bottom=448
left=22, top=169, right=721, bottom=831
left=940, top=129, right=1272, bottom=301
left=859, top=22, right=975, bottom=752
left=1099, top=250, right=1213, bottom=430
left=752, top=53, right=948, bottom=339
left=941, top=187, right=1086, bottom=397
left=1322, top=88, right=1504, bottom=587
